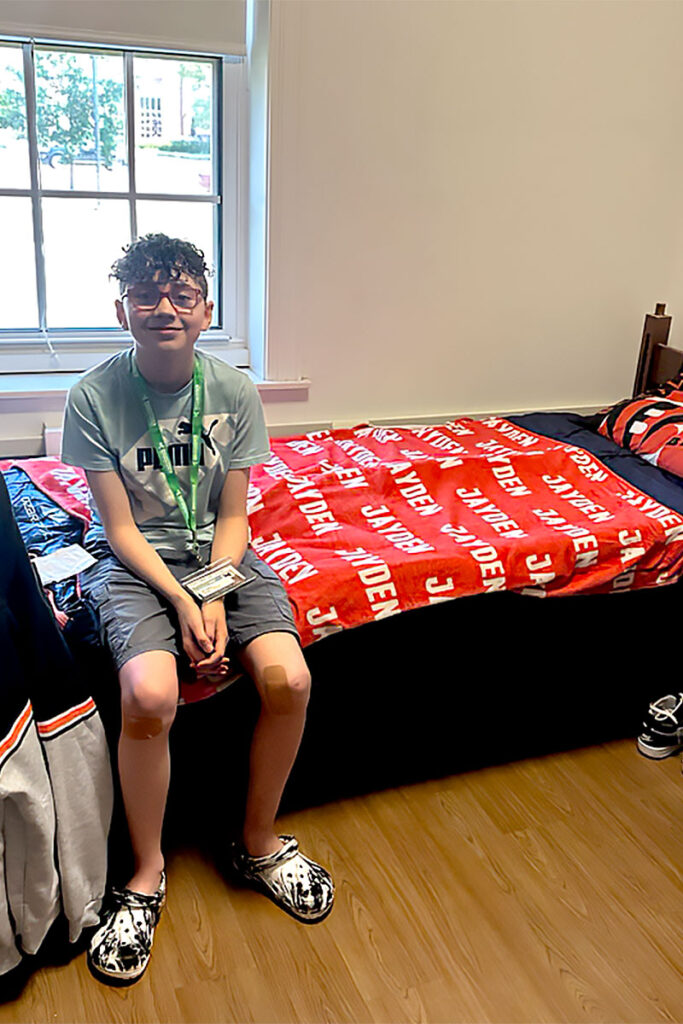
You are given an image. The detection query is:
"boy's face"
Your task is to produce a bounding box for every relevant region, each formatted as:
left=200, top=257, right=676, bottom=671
left=115, top=269, right=213, bottom=354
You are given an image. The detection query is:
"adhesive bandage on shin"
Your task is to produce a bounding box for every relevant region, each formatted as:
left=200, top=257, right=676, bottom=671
left=122, top=714, right=164, bottom=740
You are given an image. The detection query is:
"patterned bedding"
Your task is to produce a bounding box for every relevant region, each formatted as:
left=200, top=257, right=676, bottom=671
left=4, top=414, right=683, bottom=651
left=248, top=417, right=683, bottom=645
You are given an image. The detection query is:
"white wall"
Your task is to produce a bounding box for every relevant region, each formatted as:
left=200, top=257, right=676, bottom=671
left=6, top=0, right=683, bottom=449
left=263, top=0, right=683, bottom=427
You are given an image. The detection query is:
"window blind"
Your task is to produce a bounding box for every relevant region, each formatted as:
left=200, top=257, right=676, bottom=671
left=0, top=0, right=246, bottom=56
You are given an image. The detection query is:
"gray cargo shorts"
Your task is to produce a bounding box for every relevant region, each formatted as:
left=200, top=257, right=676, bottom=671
left=79, top=544, right=299, bottom=673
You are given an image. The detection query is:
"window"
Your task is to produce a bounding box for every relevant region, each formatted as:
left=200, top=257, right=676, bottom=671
left=0, top=38, right=248, bottom=373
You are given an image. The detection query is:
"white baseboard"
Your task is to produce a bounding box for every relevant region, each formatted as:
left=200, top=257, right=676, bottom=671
left=330, top=404, right=603, bottom=433
left=0, top=436, right=45, bottom=458
left=267, top=421, right=334, bottom=438
left=336, top=404, right=604, bottom=428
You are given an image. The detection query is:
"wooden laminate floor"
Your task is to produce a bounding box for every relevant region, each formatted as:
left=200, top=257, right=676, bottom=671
left=0, top=739, right=680, bottom=1023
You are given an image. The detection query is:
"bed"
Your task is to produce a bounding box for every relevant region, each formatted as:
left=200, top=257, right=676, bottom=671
left=2, top=304, right=683, bottom=840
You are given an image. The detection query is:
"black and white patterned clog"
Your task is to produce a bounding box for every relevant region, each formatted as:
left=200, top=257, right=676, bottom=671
left=87, top=871, right=166, bottom=985
left=230, top=835, right=334, bottom=923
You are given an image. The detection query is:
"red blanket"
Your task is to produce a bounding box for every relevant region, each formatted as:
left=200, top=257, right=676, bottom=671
left=248, top=418, right=683, bottom=646
left=8, top=419, right=683, bottom=651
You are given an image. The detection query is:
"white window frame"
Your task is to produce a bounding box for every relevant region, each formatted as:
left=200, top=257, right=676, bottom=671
left=0, top=35, right=250, bottom=374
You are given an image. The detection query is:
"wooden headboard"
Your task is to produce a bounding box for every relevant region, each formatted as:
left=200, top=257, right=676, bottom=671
left=633, top=303, right=683, bottom=396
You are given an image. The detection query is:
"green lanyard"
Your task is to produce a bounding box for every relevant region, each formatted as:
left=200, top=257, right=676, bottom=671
left=132, top=356, right=205, bottom=561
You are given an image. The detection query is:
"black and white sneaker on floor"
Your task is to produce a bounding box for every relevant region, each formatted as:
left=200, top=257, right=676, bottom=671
left=636, top=693, right=683, bottom=759
left=230, top=835, right=335, bottom=923
left=87, top=871, right=166, bottom=985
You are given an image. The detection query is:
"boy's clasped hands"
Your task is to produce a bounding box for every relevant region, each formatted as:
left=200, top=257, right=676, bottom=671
left=174, top=590, right=230, bottom=684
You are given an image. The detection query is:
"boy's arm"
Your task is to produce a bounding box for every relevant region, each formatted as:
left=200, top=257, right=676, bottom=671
left=195, top=467, right=250, bottom=669
left=86, top=469, right=187, bottom=605
left=85, top=469, right=213, bottom=663
left=209, top=467, right=251, bottom=566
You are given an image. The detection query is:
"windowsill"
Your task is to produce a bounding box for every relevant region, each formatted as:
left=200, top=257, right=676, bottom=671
left=0, top=370, right=311, bottom=402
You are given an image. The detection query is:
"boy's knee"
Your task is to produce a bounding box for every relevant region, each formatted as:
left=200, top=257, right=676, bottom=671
left=260, top=664, right=311, bottom=715
left=120, top=666, right=178, bottom=735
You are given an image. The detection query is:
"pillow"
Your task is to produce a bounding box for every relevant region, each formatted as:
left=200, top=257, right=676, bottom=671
left=598, top=373, right=683, bottom=476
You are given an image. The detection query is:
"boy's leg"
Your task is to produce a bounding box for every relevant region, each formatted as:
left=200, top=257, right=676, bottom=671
left=232, top=629, right=334, bottom=923
left=237, top=631, right=310, bottom=857
left=118, top=649, right=179, bottom=893
left=88, top=648, right=177, bottom=984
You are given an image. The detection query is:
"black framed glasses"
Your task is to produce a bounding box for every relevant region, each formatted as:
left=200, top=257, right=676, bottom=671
left=123, top=281, right=204, bottom=313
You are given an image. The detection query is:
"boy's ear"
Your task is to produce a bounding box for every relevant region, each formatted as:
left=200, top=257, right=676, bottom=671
left=202, top=300, right=214, bottom=330
left=115, top=299, right=128, bottom=330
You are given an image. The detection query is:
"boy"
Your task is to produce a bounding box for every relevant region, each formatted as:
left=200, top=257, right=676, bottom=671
left=61, top=233, right=334, bottom=985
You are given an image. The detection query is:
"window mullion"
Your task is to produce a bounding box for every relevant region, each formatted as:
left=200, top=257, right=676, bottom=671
left=214, top=58, right=223, bottom=330
left=124, top=51, right=137, bottom=242
left=22, top=41, right=48, bottom=336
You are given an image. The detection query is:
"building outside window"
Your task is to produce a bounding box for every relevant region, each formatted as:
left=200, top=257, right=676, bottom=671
left=139, top=95, right=163, bottom=139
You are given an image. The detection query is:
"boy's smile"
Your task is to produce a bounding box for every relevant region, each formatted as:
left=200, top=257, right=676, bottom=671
left=115, top=270, right=213, bottom=353
left=115, top=269, right=214, bottom=390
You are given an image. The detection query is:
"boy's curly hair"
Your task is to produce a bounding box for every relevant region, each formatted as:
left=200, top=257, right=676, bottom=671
left=110, top=233, right=213, bottom=298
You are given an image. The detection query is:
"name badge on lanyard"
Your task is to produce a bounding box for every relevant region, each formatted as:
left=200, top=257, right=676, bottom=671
left=132, top=356, right=205, bottom=563
left=180, top=556, right=255, bottom=604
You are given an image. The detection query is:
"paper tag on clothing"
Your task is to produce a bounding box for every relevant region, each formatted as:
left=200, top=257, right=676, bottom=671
left=181, top=557, right=254, bottom=604
left=32, top=544, right=97, bottom=586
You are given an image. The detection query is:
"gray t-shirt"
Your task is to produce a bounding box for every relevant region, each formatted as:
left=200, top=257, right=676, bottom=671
left=61, top=348, right=270, bottom=559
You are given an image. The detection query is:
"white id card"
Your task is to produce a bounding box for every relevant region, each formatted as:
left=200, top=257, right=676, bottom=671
left=181, top=557, right=254, bottom=604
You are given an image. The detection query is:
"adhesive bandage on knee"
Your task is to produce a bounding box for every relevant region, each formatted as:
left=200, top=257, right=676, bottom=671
left=262, top=664, right=297, bottom=714
left=121, top=714, right=164, bottom=740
